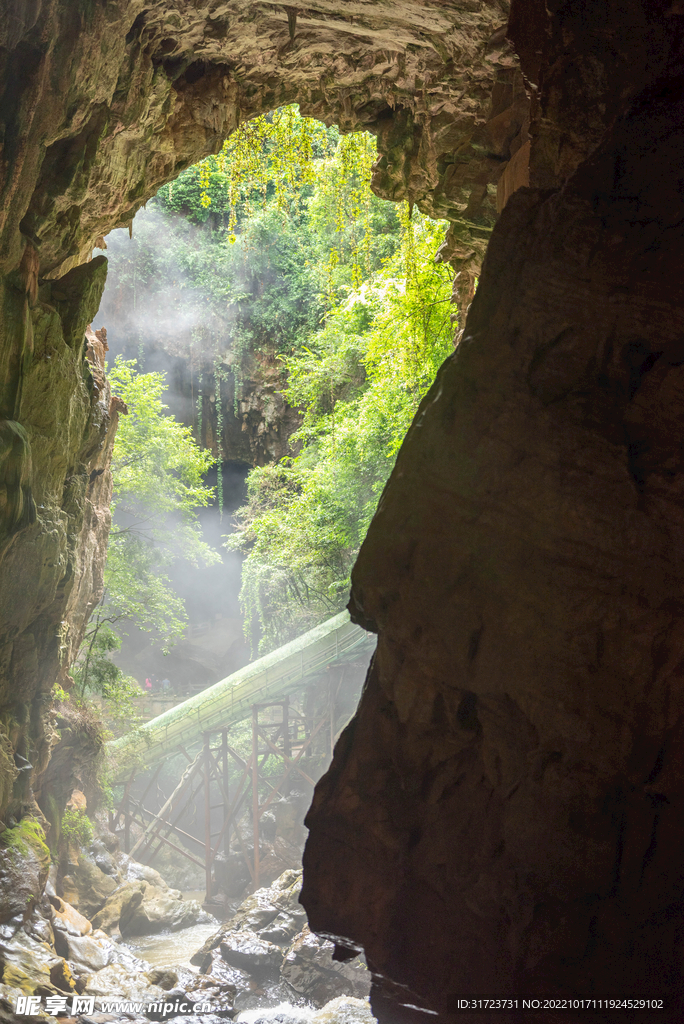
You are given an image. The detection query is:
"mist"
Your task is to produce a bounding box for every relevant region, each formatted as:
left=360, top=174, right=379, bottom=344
left=93, top=205, right=253, bottom=694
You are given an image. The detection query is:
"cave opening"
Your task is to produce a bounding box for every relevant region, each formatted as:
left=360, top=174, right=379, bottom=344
left=2, top=1, right=684, bottom=1022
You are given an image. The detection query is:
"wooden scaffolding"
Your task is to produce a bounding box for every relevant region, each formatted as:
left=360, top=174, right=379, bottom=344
left=109, top=675, right=342, bottom=904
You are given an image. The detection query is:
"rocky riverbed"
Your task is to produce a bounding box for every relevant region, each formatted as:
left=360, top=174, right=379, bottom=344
left=0, top=826, right=372, bottom=1024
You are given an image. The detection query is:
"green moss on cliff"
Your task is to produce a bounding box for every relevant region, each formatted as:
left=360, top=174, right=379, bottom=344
left=0, top=817, right=50, bottom=873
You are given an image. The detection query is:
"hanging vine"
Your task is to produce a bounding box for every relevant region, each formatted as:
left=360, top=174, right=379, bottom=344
left=214, top=361, right=227, bottom=519
left=196, top=376, right=203, bottom=447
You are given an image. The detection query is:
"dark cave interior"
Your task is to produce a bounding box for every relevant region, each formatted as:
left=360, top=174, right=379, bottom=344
left=2, top=1, right=684, bottom=1020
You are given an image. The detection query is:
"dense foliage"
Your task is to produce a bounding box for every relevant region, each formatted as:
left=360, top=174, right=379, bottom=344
left=228, top=214, right=454, bottom=651
left=72, top=361, right=217, bottom=719
left=90, top=105, right=453, bottom=684
left=102, top=108, right=400, bottom=378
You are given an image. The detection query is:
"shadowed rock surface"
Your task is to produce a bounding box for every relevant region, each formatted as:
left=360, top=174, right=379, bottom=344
left=302, top=2, right=684, bottom=1019
left=2, top=0, right=684, bottom=1021
left=0, top=0, right=518, bottom=828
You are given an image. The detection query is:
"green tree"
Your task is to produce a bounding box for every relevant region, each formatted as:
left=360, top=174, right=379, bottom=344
left=228, top=213, right=454, bottom=651
left=72, top=359, right=218, bottom=719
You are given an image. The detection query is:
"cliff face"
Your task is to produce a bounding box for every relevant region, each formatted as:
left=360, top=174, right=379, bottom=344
left=0, top=268, right=124, bottom=826
left=302, top=1, right=684, bottom=1017
left=0, top=0, right=516, bottom=832
left=4, top=0, right=684, bottom=1019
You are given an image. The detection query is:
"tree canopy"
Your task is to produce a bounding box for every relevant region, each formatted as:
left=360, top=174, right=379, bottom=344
left=227, top=214, right=454, bottom=652
left=71, top=359, right=218, bottom=721
left=89, top=105, right=454, bottom=685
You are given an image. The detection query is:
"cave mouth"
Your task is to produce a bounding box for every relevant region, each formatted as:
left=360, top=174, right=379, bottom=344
left=5, top=1, right=684, bottom=1021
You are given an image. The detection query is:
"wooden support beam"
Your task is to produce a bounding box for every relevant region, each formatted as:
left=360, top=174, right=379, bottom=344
left=146, top=774, right=205, bottom=863
left=252, top=704, right=260, bottom=890
left=222, top=729, right=229, bottom=859
left=256, top=723, right=317, bottom=787
left=130, top=797, right=206, bottom=849
left=203, top=732, right=212, bottom=903
left=129, top=753, right=201, bottom=858
left=126, top=807, right=205, bottom=868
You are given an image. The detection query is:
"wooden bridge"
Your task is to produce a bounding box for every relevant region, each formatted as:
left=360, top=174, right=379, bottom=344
left=106, top=611, right=374, bottom=905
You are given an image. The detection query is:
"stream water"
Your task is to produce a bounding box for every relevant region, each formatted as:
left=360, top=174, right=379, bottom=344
left=119, top=892, right=373, bottom=1024
left=120, top=891, right=218, bottom=967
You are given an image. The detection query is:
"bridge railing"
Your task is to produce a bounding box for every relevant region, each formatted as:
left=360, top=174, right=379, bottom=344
left=107, top=610, right=375, bottom=782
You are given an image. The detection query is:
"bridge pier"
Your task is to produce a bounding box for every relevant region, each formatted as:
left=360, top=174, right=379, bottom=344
left=109, top=686, right=338, bottom=912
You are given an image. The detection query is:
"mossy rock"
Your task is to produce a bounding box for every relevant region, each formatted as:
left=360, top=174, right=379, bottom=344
left=0, top=818, right=50, bottom=870
left=0, top=818, right=50, bottom=925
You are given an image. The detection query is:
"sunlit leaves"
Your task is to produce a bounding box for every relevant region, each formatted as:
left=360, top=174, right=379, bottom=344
left=228, top=214, right=454, bottom=652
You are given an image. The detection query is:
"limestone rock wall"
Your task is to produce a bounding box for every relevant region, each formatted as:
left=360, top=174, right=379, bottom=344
left=301, top=1, right=684, bottom=1018
left=0, top=259, right=124, bottom=825
left=0, top=0, right=518, bottom=282
left=7, top=0, right=684, bottom=1020
left=0, top=0, right=520, bottom=836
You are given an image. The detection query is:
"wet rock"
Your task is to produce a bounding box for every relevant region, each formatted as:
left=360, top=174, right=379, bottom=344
left=59, top=854, right=118, bottom=919
left=147, top=967, right=179, bottom=991
left=311, top=996, right=375, bottom=1024
left=219, top=930, right=282, bottom=979
left=48, top=958, right=76, bottom=993
left=83, top=962, right=165, bottom=1003
left=0, top=819, right=51, bottom=928
left=161, top=1018, right=228, bottom=1024
left=258, top=907, right=307, bottom=945
left=181, top=973, right=236, bottom=1018
left=61, top=932, right=110, bottom=971
left=90, top=881, right=146, bottom=935
left=26, top=909, right=54, bottom=948
left=192, top=869, right=302, bottom=966
left=123, top=858, right=170, bottom=890
left=50, top=894, right=92, bottom=937
left=280, top=927, right=371, bottom=1007
left=199, top=949, right=257, bottom=1006
left=119, top=887, right=209, bottom=938
left=0, top=928, right=63, bottom=997
left=92, top=850, right=116, bottom=876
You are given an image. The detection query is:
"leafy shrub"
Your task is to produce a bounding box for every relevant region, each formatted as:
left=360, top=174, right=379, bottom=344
left=60, top=808, right=93, bottom=848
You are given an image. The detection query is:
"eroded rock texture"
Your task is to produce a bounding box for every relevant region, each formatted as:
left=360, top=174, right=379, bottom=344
left=5, top=0, right=684, bottom=1020
left=0, top=0, right=520, bottom=829
left=302, top=1, right=684, bottom=1019
left=0, top=260, right=124, bottom=825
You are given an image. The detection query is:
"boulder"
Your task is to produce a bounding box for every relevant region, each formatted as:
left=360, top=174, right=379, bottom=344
left=49, top=894, right=92, bottom=937
left=200, top=949, right=255, bottom=1003
left=61, top=932, right=110, bottom=972
left=90, top=880, right=146, bottom=935
left=123, top=857, right=170, bottom=889
left=59, top=854, right=118, bottom=919
left=280, top=926, right=371, bottom=1007
left=119, top=887, right=209, bottom=937
left=219, top=929, right=282, bottom=979
left=191, top=868, right=303, bottom=966
left=0, top=929, right=63, bottom=998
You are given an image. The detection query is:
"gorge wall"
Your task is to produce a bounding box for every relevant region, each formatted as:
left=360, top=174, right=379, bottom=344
left=0, top=0, right=517, bottom=829
left=2, top=0, right=684, bottom=1020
